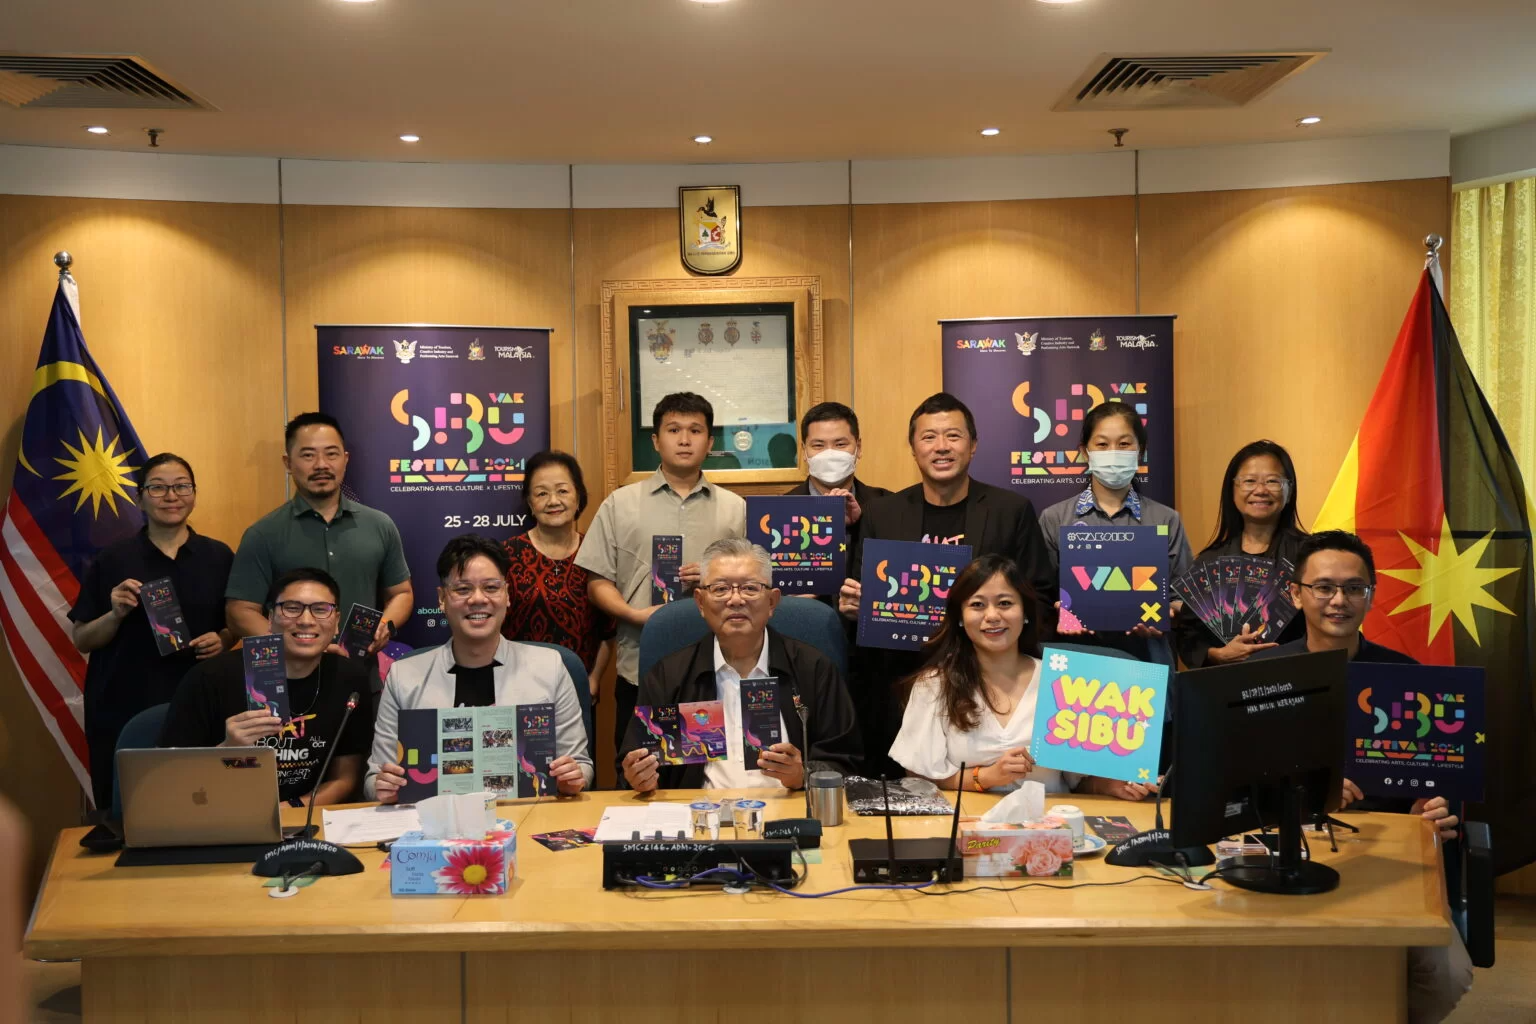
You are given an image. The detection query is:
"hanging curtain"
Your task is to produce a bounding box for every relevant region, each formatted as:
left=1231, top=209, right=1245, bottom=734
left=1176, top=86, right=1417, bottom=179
left=1450, top=177, right=1536, bottom=488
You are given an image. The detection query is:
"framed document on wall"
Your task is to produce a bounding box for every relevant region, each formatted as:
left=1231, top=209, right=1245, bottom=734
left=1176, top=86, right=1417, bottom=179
left=600, top=276, right=824, bottom=496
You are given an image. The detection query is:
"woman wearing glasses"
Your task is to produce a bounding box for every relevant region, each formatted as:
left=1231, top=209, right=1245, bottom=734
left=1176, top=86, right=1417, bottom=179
left=1171, top=439, right=1308, bottom=668
left=69, top=453, right=234, bottom=810
left=158, top=567, right=375, bottom=806
left=367, top=535, right=594, bottom=801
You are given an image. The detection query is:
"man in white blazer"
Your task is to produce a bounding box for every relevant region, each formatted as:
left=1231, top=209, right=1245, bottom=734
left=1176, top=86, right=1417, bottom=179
left=366, top=534, right=593, bottom=800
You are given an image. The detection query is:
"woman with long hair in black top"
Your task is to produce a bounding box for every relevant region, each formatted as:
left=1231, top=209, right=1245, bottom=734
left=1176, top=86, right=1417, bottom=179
left=1171, top=439, right=1309, bottom=668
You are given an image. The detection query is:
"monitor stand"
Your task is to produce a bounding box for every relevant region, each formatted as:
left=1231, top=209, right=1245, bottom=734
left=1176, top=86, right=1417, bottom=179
left=1221, top=780, right=1340, bottom=895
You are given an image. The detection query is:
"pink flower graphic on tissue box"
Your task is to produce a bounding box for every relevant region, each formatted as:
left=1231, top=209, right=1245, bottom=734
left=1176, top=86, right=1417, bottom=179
left=957, top=817, right=1074, bottom=878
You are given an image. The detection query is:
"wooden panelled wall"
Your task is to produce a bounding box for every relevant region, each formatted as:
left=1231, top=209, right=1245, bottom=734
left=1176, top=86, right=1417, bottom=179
left=0, top=177, right=1449, bottom=884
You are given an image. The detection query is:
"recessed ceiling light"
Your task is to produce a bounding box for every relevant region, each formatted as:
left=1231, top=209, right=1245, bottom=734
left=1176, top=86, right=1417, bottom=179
left=337, top=0, right=379, bottom=4
left=687, top=0, right=733, bottom=4
left=693, top=134, right=713, bottom=144
left=1036, top=0, right=1085, bottom=4
left=1296, top=115, right=1322, bottom=126
left=980, top=127, right=1001, bottom=137
left=399, top=134, right=421, bottom=142
left=84, top=125, right=109, bottom=135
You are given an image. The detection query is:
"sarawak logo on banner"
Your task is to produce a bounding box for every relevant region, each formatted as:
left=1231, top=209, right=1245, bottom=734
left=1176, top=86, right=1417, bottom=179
left=941, top=316, right=1176, bottom=513
left=318, top=325, right=551, bottom=647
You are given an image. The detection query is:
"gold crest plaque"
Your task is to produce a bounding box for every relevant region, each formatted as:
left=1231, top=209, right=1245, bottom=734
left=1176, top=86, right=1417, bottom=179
left=679, top=185, right=742, bottom=275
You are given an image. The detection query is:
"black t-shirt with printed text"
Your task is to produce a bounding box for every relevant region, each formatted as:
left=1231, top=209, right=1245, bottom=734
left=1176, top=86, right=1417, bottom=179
left=920, top=497, right=968, bottom=547
left=158, top=650, right=375, bottom=803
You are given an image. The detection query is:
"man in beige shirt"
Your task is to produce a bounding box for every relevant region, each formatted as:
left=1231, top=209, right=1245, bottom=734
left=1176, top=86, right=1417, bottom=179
left=576, top=392, right=746, bottom=772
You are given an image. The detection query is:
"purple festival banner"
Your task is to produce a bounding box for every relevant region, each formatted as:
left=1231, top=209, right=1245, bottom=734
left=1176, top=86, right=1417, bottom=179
left=939, top=316, right=1175, bottom=512
left=317, top=325, right=551, bottom=647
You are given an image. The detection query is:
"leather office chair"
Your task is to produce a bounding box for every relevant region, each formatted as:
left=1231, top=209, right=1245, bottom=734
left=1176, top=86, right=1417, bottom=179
left=109, top=702, right=171, bottom=821
left=519, top=640, right=596, bottom=756
left=1446, top=820, right=1496, bottom=968
left=638, top=597, right=848, bottom=681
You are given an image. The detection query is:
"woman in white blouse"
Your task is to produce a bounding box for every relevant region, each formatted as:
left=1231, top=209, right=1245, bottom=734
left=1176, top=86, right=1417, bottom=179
left=890, top=554, right=1152, bottom=799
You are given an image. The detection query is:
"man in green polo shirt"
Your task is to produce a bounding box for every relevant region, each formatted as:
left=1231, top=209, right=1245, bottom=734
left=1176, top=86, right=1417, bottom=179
left=226, top=413, right=413, bottom=665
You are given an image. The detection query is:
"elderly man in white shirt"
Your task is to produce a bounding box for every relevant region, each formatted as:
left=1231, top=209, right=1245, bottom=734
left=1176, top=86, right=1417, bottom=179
left=620, top=538, right=860, bottom=792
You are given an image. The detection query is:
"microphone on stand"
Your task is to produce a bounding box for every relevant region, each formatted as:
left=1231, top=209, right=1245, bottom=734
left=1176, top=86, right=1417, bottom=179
left=252, top=691, right=366, bottom=880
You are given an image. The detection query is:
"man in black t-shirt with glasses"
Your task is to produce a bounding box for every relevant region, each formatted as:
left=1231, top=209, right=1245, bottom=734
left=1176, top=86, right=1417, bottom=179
left=159, top=568, right=375, bottom=806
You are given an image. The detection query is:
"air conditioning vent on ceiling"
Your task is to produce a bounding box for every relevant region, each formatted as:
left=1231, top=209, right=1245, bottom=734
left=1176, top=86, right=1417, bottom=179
left=0, top=53, right=215, bottom=111
left=1054, top=51, right=1328, bottom=112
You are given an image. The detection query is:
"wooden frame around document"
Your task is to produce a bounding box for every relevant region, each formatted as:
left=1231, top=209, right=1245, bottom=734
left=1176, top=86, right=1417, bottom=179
left=599, top=275, right=824, bottom=497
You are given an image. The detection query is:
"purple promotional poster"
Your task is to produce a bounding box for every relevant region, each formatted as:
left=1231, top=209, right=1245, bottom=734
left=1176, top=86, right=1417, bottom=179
left=1347, top=663, right=1486, bottom=801
left=317, top=325, right=551, bottom=647
left=940, top=316, right=1175, bottom=512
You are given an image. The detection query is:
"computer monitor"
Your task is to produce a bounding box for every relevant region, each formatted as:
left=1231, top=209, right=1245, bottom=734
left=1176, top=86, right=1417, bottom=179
left=1169, top=648, right=1350, bottom=895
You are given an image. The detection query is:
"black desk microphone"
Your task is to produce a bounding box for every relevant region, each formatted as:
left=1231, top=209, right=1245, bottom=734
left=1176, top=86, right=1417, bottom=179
left=252, top=691, right=365, bottom=880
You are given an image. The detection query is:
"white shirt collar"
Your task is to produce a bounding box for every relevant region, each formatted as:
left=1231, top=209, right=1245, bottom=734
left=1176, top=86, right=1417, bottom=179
left=712, top=632, right=771, bottom=680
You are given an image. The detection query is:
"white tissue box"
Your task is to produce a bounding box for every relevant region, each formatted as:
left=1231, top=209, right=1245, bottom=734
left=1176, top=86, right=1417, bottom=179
left=390, top=818, right=517, bottom=895
left=957, top=816, right=1074, bottom=878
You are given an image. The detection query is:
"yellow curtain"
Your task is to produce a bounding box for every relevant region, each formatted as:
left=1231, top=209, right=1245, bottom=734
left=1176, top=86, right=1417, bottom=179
left=1450, top=178, right=1536, bottom=492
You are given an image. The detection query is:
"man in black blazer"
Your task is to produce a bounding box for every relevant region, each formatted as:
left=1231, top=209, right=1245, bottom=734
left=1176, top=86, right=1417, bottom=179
left=838, top=392, right=1054, bottom=775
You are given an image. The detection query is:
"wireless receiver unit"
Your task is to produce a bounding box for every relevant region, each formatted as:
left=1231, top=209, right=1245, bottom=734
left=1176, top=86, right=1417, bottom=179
left=848, top=772, right=965, bottom=884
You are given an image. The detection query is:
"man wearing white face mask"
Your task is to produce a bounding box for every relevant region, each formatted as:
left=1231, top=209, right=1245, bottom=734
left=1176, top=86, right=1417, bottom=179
left=785, top=402, right=890, bottom=556
left=1037, top=402, right=1192, bottom=668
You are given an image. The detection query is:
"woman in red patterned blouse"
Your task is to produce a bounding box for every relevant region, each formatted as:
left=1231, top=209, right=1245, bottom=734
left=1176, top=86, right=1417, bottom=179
left=502, top=451, right=615, bottom=701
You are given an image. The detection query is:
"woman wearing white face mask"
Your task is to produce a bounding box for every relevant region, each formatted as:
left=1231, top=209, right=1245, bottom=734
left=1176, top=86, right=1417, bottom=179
left=785, top=402, right=890, bottom=553
left=1036, top=403, right=1193, bottom=668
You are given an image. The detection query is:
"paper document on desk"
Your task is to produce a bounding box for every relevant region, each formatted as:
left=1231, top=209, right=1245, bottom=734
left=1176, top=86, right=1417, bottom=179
left=322, top=805, right=422, bottom=845
left=593, top=803, right=692, bottom=843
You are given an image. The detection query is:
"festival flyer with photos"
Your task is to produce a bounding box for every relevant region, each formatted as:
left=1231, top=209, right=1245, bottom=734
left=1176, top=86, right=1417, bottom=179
left=1029, top=646, right=1169, bottom=783
left=397, top=705, right=530, bottom=803
left=651, top=534, right=683, bottom=605
left=1056, top=523, right=1170, bottom=632
left=142, top=576, right=188, bottom=656
left=633, top=700, right=727, bottom=765
left=746, top=495, right=846, bottom=595
left=242, top=633, right=290, bottom=720
left=1346, top=663, right=1486, bottom=801
left=856, top=539, right=970, bottom=651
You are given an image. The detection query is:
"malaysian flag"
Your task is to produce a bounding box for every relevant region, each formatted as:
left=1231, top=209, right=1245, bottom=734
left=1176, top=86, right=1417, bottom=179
left=1, top=268, right=145, bottom=803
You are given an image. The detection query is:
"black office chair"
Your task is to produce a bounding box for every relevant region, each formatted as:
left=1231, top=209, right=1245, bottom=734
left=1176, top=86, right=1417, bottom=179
left=1445, top=818, right=1495, bottom=968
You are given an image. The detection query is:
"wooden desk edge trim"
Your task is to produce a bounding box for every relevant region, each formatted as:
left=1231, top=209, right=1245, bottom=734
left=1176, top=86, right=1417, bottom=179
left=24, top=920, right=1453, bottom=960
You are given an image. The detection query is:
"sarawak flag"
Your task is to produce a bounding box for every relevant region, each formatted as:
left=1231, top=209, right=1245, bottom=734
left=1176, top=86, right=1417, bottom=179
left=1316, top=267, right=1536, bottom=873
left=0, top=277, right=145, bottom=803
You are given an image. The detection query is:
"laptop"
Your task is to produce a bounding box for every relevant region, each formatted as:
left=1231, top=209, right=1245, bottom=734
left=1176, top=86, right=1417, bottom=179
left=117, top=747, right=283, bottom=848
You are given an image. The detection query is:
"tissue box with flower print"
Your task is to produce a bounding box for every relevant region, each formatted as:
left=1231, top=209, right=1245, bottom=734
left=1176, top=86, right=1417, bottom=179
left=390, top=818, right=517, bottom=895
left=956, top=816, right=1074, bottom=877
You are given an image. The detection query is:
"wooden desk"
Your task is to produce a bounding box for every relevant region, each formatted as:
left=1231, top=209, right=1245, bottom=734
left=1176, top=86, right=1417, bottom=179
left=26, top=790, right=1449, bottom=1023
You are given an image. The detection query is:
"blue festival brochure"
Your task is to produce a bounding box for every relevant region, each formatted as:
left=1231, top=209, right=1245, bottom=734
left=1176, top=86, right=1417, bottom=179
left=241, top=633, right=290, bottom=720
left=340, top=602, right=383, bottom=660
left=650, top=534, right=684, bottom=605
left=141, top=576, right=188, bottom=656
left=740, top=677, right=783, bottom=771
left=1029, top=646, right=1170, bottom=784
left=396, top=705, right=525, bottom=803
left=1056, top=524, right=1170, bottom=632
left=633, top=700, right=727, bottom=765
left=856, top=539, right=970, bottom=651
left=1346, top=663, right=1486, bottom=802
left=515, top=701, right=556, bottom=797
left=746, top=495, right=846, bottom=595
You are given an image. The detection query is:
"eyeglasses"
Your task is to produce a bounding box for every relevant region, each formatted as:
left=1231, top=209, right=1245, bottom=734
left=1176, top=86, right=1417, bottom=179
left=274, top=600, right=338, bottom=620
left=1295, top=582, right=1373, bottom=601
left=701, top=581, right=770, bottom=600
left=445, top=580, right=507, bottom=601
left=1234, top=476, right=1289, bottom=492
left=143, top=483, right=195, bottom=498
